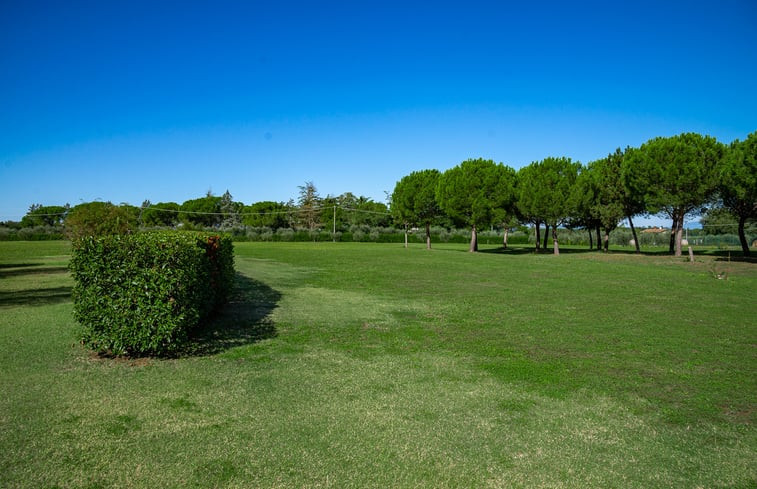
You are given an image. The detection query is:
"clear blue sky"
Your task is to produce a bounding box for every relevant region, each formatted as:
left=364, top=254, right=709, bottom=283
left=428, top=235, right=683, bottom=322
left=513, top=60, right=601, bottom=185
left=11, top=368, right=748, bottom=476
left=1, top=0, right=756, bottom=225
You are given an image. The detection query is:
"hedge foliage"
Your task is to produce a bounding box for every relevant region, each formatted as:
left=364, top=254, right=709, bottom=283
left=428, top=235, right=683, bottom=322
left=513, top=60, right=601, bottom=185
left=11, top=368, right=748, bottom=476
left=70, top=231, right=234, bottom=356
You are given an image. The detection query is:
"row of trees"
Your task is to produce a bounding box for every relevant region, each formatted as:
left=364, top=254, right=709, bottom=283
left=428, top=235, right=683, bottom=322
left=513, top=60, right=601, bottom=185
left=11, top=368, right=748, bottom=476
left=8, top=131, right=755, bottom=255
left=391, top=132, right=756, bottom=256
left=11, top=187, right=392, bottom=240
left=143, top=186, right=392, bottom=231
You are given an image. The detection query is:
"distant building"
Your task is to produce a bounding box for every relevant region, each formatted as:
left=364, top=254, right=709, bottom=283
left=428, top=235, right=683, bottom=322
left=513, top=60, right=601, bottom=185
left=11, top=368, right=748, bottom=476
left=641, top=226, right=667, bottom=234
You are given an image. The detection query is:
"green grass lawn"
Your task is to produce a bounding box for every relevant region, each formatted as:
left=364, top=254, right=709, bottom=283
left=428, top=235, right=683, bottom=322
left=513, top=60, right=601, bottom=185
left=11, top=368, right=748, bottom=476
left=1, top=240, right=755, bottom=488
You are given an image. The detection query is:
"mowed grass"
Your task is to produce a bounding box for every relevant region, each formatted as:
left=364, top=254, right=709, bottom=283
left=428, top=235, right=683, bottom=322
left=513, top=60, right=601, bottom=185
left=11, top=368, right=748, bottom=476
left=0, top=240, right=755, bottom=488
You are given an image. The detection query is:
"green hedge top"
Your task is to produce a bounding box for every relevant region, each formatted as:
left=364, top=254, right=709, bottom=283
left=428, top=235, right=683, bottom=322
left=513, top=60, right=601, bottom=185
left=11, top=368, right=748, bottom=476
left=70, top=231, right=234, bottom=356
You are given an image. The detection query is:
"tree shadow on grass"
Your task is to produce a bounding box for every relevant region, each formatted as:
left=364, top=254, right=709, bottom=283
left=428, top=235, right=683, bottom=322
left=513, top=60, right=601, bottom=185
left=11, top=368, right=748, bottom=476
left=476, top=246, right=606, bottom=256
left=0, top=286, right=73, bottom=308
left=181, top=272, right=281, bottom=357
left=476, top=246, right=683, bottom=257
left=708, top=250, right=757, bottom=264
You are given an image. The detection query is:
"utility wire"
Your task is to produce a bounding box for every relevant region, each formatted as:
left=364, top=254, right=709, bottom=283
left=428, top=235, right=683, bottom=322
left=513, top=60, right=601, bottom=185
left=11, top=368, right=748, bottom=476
left=8, top=204, right=392, bottom=218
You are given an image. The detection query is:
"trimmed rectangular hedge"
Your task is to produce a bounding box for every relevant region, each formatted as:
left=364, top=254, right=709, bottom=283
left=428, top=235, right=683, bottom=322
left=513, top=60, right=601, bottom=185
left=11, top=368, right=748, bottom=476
left=70, top=231, right=234, bottom=356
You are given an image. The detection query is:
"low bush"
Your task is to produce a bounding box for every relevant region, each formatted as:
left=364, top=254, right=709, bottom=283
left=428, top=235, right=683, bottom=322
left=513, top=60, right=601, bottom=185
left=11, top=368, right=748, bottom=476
left=0, top=225, right=65, bottom=241
left=64, top=202, right=137, bottom=240
left=70, top=231, right=234, bottom=356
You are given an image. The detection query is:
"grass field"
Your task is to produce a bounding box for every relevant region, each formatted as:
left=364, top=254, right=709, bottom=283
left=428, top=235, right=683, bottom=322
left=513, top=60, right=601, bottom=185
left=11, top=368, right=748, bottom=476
left=1, top=240, right=755, bottom=488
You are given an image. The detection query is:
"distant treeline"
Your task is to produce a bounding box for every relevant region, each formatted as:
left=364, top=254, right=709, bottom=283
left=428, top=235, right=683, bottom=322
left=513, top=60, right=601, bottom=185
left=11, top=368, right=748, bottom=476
left=2, top=131, right=755, bottom=254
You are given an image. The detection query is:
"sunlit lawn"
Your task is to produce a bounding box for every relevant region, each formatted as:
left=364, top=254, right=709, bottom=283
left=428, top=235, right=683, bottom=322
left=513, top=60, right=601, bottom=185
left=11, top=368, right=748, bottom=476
left=1, top=240, right=755, bottom=488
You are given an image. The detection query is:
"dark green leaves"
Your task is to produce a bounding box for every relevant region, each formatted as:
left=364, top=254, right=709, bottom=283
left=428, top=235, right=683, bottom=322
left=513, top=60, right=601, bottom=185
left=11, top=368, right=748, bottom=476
left=437, top=159, right=516, bottom=229
left=517, top=156, right=580, bottom=228
left=625, top=133, right=724, bottom=216
left=391, top=169, right=442, bottom=226
left=70, top=231, right=234, bottom=356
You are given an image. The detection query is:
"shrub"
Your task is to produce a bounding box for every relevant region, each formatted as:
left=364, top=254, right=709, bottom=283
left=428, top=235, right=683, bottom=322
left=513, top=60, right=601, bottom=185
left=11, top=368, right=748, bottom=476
left=0, top=225, right=64, bottom=241
left=436, top=228, right=451, bottom=243
left=276, top=228, right=295, bottom=242
left=507, top=232, right=529, bottom=245
left=65, top=202, right=137, bottom=240
left=70, top=231, right=234, bottom=356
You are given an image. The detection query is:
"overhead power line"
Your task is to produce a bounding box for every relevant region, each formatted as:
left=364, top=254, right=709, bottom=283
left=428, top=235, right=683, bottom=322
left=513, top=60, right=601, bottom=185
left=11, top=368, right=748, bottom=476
left=139, top=204, right=391, bottom=217
left=9, top=204, right=392, bottom=218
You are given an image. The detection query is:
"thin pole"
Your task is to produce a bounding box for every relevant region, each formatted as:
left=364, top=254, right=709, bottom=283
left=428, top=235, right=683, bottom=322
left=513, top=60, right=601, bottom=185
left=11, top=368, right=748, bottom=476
left=333, top=205, right=336, bottom=242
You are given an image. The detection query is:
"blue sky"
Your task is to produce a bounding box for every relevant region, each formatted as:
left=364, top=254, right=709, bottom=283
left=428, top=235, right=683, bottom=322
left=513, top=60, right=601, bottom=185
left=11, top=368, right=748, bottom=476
left=1, top=1, right=756, bottom=225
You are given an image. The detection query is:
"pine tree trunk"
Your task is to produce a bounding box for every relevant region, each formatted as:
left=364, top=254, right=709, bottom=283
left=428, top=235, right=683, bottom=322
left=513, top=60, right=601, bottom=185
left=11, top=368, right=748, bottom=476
left=425, top=222, right=431, bottom=250
left=738, top=214, right=751, bottom=256
left=588, top=229, right=593, bottom=250
left=672, top=211, right=683, bottom=256
left=628, top=216, right=640, bottom=254
left=669, top=210, right=678, bottom=254
left=603, top=229, right=610, bottom=252
left=674, top=224, right=684, bottom=256
left=470, top=225, right=478, bottom=252
left=552, top=226, right=560, bottom=255
left=543, top=224, right=550, bottom=250
left=503, top=228, right=509, bottom=249
left=535, top=222, right=541, bottom=252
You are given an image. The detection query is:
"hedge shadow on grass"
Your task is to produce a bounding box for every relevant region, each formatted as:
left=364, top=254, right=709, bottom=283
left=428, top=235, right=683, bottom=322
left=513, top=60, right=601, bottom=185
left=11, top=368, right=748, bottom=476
left=0, top=286, right=72, bottom=308
left=0, top=263, right=40, bottom=269
left=0, top=265, right=70, bottom=279
left=182, top=272, right=281, bottom=357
